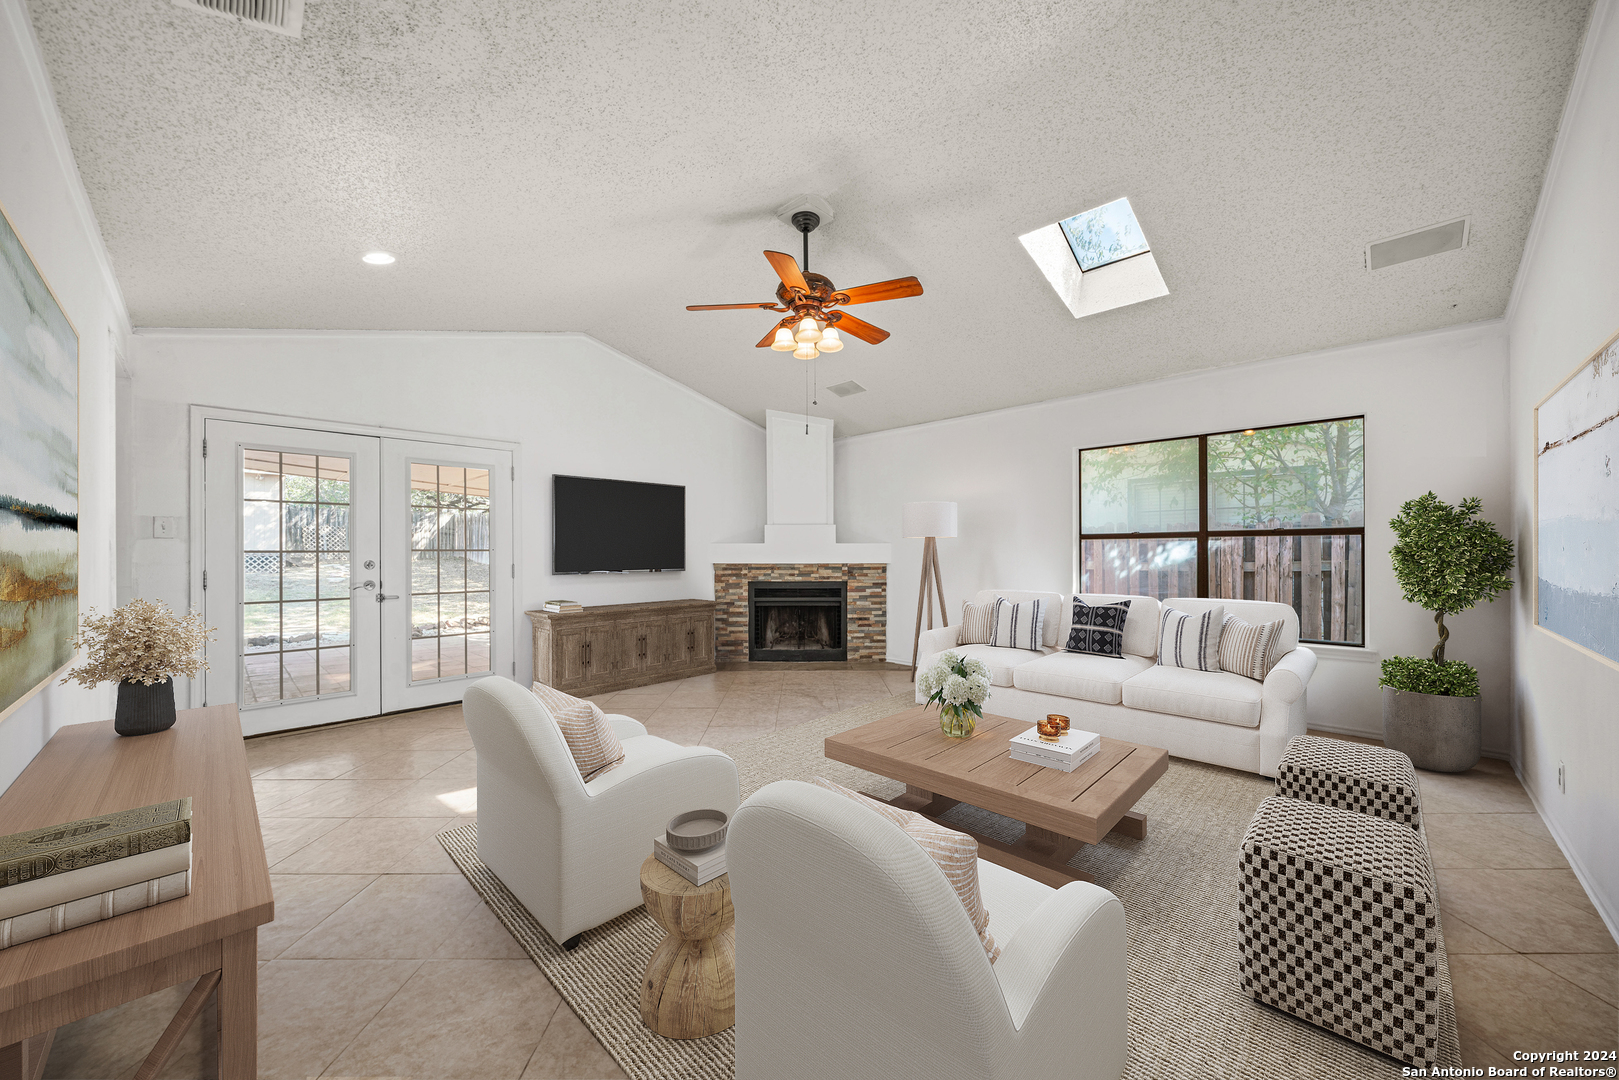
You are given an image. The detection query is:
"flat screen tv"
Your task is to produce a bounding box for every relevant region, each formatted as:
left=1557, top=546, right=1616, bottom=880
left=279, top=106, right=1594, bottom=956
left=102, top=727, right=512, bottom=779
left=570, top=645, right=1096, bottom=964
left=553, top=474, right=685, bottom=574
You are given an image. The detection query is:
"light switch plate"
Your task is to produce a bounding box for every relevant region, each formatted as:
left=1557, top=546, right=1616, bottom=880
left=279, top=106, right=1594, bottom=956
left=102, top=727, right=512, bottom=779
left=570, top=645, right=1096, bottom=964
left=153, top=516, right=178, bottom=539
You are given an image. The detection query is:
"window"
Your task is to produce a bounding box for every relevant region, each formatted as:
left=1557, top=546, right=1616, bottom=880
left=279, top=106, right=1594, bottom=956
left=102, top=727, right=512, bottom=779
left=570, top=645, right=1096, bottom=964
left=1019, top=196, right=1169, bottom=318
left=1077, top=417, right=1365, bottom=645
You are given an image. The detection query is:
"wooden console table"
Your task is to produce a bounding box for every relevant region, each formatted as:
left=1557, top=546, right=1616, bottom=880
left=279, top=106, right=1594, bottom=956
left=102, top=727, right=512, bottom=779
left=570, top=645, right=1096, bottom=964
left=528, top=600, right=719, bottom=696
left=0, top=705, right=273, bottom=1080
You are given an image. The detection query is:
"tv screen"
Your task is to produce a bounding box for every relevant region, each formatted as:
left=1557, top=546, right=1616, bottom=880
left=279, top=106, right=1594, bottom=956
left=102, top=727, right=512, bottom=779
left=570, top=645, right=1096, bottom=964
left=553, top=474, right=685, bottom=574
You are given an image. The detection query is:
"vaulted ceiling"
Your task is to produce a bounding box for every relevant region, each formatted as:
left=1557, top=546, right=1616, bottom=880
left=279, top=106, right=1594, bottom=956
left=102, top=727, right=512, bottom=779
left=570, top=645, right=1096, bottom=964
left=28, top=0, right=1590, bottom=433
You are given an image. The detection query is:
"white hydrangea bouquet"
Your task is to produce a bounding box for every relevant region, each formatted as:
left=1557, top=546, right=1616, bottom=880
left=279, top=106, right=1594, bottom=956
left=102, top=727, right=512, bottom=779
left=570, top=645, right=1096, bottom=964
left=917, top=650, right=992, bottom=738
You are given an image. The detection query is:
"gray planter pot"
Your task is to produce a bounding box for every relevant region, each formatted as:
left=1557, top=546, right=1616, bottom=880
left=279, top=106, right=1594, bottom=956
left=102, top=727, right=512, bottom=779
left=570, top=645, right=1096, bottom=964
left=1381, top=686, right=1480, bottom=773
left=115, top=678, right=177, bottom=736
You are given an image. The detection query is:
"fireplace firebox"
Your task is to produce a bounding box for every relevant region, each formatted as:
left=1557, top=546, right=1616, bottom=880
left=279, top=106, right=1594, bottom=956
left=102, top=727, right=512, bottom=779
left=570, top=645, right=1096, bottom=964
left=748, top=581, right=847, bottom=662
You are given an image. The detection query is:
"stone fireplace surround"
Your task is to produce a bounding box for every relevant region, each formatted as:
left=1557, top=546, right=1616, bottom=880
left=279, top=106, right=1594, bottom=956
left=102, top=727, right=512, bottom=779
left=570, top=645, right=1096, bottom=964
left=714, top=563, right=887, bottom=663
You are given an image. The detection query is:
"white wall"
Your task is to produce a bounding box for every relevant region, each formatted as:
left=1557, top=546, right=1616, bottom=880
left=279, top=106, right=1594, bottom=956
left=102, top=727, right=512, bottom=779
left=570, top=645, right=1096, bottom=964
left=0, top=0, right=127, bottom=789
left=123, top=329, right=764, bottom=690
left=837, top=321, right=1512, bottom=749
left=1504, top=0, right=1619, bottom=935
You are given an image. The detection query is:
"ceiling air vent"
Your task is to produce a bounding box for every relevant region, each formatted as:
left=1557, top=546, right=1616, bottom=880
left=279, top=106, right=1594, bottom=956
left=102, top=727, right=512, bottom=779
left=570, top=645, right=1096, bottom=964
left=826, top=380, right=867, bottom=398
left=171, top=0, right=304, bottom=36
left=1366, top=217, right=1469, bottom=271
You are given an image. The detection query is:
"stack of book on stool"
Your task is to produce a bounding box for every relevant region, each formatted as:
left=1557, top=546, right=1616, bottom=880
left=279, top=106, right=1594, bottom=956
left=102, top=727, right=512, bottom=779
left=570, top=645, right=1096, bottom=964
left=1009, top=727, right=1102, bottom=773
left=653, top=835, right=727, bottom=886
left=0, top=796, right=194, bottom=950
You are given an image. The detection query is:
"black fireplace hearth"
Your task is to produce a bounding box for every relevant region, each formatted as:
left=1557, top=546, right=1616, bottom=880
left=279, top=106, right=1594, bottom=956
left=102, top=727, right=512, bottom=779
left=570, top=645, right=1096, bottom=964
left=748, top=581, right=847, bottom=662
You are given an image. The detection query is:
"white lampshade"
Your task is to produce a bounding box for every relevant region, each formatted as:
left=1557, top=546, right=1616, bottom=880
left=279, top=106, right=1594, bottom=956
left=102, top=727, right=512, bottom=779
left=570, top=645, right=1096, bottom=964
left=770, top=326, right=796, bottom=351
left=902, top=500, right=958, bottom=538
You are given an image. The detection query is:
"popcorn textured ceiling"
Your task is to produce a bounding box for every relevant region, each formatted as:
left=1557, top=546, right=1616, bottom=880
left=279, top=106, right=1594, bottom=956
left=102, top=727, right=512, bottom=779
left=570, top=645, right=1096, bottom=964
left=27, top=0, right=1591, bottom=434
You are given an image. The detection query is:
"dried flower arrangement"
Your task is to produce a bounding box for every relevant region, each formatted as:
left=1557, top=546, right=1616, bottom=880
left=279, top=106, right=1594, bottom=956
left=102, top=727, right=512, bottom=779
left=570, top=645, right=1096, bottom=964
left=62, top=599, right=214, bottom=688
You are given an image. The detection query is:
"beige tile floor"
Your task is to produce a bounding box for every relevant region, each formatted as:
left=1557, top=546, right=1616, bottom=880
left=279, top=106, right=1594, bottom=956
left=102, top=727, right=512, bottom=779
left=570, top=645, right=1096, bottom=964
left=43, top=667, right=1616, bottom=1076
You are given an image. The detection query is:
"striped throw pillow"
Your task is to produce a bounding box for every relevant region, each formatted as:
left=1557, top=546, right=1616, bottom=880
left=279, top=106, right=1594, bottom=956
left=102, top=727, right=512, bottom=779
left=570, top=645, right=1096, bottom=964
left=958, top=600, right=995, bottom=645
left=530, top=682, right=625, bottom=781
left=1157, top=605, right=1225, bottom=671
left=1219, top=614, right=1287, bottom=681
left=813, top=777, right=999, bottom=962
left=1065, top=598, right=1132, bottom=657
left=988, top=597, right=1045, bottom=652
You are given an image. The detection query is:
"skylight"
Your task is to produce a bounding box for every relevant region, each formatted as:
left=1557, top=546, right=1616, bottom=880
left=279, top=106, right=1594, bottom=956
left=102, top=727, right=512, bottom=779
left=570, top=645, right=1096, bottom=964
left=1059, top=197, right=1151, bottom=271
left=1019, top=196, right=1169, bottom=319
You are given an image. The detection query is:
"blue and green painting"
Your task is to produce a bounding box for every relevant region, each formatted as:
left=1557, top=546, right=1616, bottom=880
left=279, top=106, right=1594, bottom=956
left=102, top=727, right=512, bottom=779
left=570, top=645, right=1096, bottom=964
left=1537, top=333, right=1619, bottom=665
left=0, top=205, right=78, bottom=720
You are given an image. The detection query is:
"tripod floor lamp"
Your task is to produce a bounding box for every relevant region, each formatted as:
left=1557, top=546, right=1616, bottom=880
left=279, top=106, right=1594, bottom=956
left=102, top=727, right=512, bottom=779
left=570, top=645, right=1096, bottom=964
left=903, top=501, right=958, bottom=679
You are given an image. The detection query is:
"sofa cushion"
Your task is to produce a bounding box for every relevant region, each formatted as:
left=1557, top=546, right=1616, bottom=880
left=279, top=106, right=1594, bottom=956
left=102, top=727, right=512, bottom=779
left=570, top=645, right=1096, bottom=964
left=1219, top=613, right=1288, bottom=681
left=988, top=597, right=1047, bottom=652
left=1157, top=605, right=1225, bottom=671
left=968, top=591, right=1066, bottom=648
left=530, top=682, right=626, bottom=780
left=812, top=777, right=999, bottom=962
left=1012, top=651, right=1156, bottom=705
left=1073, top=593, right=1162, bottom=658
left=1064, top=598, right=1132, bottom=658
left=1122, top=665, right=1263, bottom=728
left=949, top=644, right=1048, bottom=687
left=958, top=599, right=995, bottom=645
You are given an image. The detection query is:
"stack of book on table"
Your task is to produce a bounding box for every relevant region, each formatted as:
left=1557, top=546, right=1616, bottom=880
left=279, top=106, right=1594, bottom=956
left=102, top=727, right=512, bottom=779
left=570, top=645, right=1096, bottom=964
left=653, top=835, right=726, bottom=886
left=542, top=600, right=584, bottom=614
left=1009, top=727, right=1102, bottom=773
left=0, top=796, right=194, bottom=950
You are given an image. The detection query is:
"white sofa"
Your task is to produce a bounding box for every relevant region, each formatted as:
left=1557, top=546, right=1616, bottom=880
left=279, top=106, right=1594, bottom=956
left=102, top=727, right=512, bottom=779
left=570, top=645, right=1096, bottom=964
left=729, top=780, right=1127, bottom=1080
left=463, top=677, right=741, bottom=945
left=916, top=590, right=1318, bottom=778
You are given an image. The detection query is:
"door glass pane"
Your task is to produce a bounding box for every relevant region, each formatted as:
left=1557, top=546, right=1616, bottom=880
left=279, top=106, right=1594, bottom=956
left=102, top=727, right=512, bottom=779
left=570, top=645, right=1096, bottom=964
left=1208, top=534, right=1363, bottom=645
left=1206, top=419, right=1365, bottom=530
left=240, top=448, right=355, bottom=705
left=1079, top=438, right=1199, bottom=533
left=408, top=462, right=494, bottom=682
left=1079, top=538, right=1197, bottom=600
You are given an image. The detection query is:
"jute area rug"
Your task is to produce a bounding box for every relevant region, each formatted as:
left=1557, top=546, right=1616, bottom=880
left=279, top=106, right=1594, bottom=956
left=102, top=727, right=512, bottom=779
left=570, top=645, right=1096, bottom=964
left=439, top=693, right=1444, bottom=1080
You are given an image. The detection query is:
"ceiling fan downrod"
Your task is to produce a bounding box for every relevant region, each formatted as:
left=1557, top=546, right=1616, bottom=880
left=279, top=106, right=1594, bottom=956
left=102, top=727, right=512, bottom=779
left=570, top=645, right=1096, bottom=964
left=792, top=210, right=820, bottom=273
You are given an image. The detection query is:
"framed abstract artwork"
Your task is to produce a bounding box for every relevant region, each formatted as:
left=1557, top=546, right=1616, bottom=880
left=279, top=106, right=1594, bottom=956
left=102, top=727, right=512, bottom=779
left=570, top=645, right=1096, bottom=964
left=1534, top=325, right=1619, bottom=669
left=0, top=199, right=79, bottom=723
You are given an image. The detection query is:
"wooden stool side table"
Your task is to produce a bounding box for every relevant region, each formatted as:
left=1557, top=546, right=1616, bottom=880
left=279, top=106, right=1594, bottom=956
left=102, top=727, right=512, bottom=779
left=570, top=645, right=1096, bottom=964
left=637, top=857, right=734, bottom=1040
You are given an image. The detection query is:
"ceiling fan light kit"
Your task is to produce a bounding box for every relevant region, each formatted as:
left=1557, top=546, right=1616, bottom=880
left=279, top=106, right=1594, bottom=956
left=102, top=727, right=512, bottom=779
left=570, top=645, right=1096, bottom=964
left=686, top=200, right=924, bottom=360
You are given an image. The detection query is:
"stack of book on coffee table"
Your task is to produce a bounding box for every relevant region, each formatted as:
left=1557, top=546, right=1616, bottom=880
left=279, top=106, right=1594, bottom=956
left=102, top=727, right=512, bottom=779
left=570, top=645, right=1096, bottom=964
left=1009, top=727, right=1102, bottom=773
left=0, top=796, right=193, bottom=950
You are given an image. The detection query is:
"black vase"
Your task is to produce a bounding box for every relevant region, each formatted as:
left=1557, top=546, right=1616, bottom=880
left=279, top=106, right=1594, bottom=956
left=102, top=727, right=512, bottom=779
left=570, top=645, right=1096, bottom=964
left=115, top=678, right=177, bottom=736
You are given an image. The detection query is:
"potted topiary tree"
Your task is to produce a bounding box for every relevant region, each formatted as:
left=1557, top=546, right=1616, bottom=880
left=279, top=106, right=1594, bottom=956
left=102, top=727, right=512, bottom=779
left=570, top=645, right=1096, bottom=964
left=1379, top=492, right=1514, bottom=772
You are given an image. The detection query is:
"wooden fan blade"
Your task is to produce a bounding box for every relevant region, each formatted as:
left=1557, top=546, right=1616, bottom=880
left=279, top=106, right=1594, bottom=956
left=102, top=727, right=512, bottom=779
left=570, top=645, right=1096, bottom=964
left=686, top=302, right=782, bottom=311
left=835, top=276, right=923, bottom=305
left=830, top=310, right=890, bottom=344
left=764, top=250, right=810, bottom=294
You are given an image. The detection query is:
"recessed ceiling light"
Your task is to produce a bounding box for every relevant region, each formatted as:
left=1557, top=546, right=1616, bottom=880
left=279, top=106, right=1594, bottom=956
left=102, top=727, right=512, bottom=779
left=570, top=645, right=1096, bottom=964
left=362, top=251, right=395, bottom=265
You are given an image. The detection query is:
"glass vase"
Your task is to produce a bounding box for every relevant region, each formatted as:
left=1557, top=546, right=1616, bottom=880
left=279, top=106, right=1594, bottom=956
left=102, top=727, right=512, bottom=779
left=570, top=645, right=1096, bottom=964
left=938, top=703, right=976, bottom=739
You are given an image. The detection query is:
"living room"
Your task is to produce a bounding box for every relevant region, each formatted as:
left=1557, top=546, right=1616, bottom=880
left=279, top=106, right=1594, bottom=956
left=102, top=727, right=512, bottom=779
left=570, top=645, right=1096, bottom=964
left=0, top=0, right=1614, bottom=1077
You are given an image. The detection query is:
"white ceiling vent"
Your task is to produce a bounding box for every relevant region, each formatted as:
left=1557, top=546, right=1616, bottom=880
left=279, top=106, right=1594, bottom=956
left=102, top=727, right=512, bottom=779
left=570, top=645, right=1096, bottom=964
left=171, top=0, right=304, bottom=37
left=826, top=380, right=867, bottom=398
left=1366, top=217, right=1469, bottom=271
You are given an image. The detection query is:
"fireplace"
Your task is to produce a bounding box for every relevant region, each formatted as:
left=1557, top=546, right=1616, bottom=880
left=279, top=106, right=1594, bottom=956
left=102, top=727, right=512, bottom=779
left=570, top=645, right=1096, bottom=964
left=748, top=581, right=847, bottom=662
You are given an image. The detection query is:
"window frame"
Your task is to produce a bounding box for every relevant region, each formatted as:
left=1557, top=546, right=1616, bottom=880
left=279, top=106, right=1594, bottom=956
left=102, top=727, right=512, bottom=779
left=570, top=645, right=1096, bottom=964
left=1075, top=414, right=1366, bottom=646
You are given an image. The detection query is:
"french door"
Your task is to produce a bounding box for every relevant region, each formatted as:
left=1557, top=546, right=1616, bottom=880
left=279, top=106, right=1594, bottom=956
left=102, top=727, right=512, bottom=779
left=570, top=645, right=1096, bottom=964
left=202, top=420, right=513, bottom=735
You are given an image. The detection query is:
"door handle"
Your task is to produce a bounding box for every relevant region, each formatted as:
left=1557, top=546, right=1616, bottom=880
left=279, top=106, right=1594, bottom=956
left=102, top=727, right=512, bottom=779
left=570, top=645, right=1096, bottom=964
left=376, top=593, right=399, bottom=602
left=353, top=580, right=376, bottom=591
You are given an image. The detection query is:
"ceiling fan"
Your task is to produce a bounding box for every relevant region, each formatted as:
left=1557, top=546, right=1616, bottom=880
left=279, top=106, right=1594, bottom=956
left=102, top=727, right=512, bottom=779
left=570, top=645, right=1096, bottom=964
left=686, top=210, right=923, bottom=358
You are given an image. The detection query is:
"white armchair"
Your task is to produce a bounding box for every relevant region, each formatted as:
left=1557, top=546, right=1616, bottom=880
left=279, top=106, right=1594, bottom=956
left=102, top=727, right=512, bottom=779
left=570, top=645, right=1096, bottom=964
left=463, top=677, right=740, bottom=945
left=728, top=780, right=1128, bottom=1080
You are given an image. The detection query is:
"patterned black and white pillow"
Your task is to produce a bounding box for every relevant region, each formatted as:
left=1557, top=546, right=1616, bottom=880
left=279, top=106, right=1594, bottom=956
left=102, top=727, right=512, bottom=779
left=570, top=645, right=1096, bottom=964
left=1065, top=598, right=1132, bottom=658
left=1157, top=605, right=1225, bottom=671
left=987, top=597, right=1045, bottom=651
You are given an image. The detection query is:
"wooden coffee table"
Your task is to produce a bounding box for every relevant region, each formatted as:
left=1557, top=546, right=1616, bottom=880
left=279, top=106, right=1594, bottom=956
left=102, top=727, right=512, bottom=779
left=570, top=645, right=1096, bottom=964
left=824, top=706, right=1169, bottom=888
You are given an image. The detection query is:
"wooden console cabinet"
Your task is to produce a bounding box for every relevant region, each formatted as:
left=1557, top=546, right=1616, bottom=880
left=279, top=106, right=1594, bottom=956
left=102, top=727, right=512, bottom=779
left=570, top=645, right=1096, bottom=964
left=528, top=600, right=719, bottom=696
